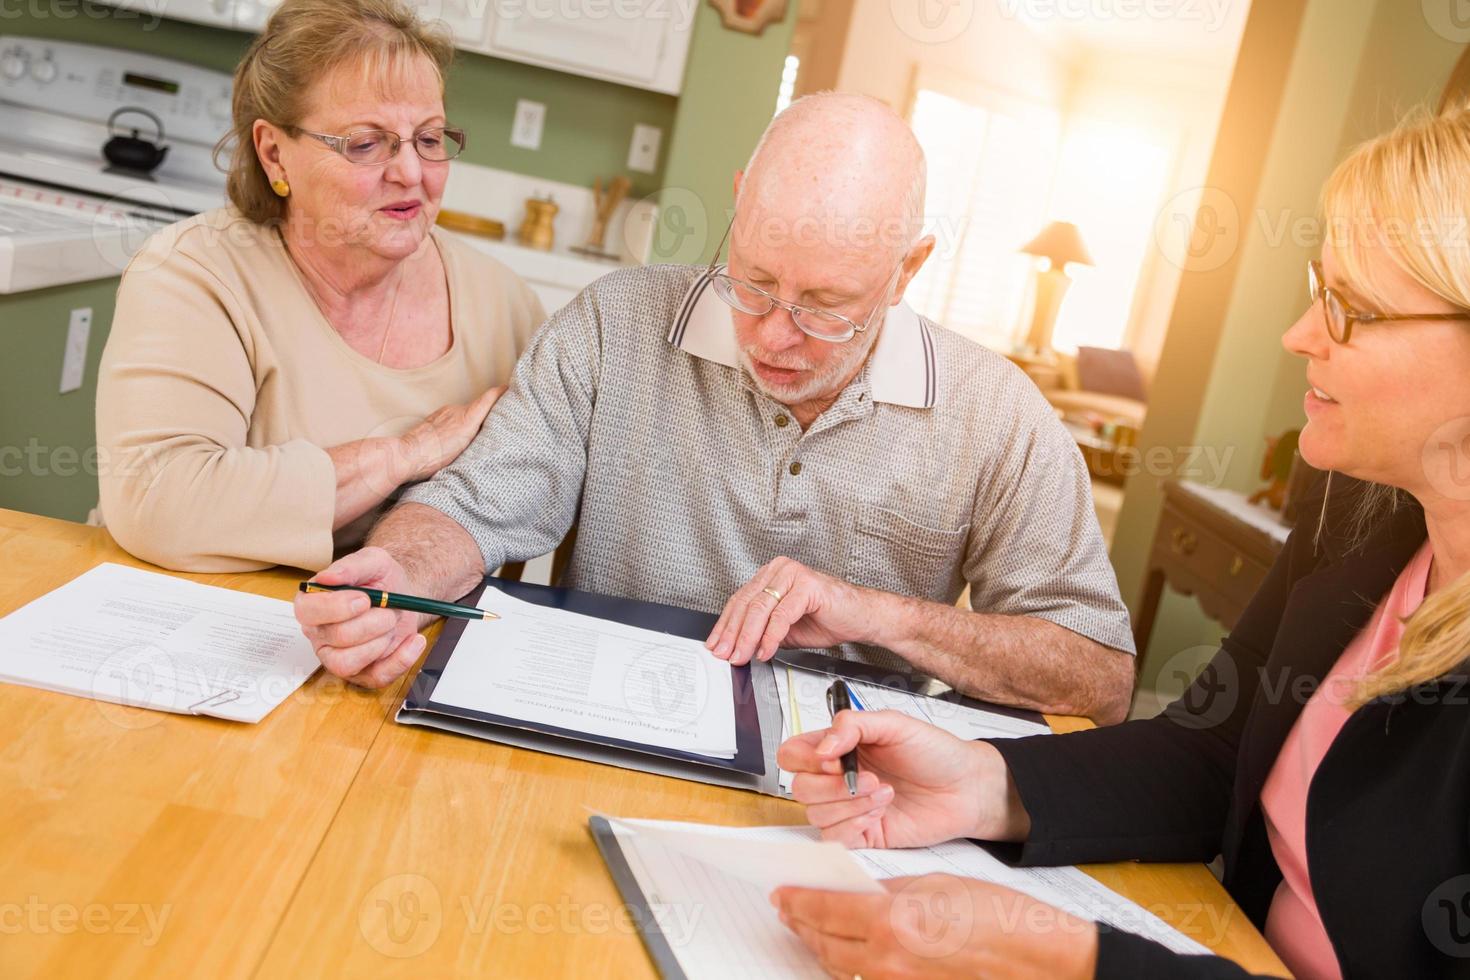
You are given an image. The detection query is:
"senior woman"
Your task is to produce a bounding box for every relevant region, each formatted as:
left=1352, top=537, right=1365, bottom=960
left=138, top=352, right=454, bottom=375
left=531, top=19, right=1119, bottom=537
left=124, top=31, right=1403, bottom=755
left=95, top=0, right=542, bottom=572
left=775, top=106, right=1470, bottom=979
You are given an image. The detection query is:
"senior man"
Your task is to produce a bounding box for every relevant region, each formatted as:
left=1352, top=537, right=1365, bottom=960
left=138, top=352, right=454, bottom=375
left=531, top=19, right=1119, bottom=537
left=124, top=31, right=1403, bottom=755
left=295, top=93, right=1136, bottom=723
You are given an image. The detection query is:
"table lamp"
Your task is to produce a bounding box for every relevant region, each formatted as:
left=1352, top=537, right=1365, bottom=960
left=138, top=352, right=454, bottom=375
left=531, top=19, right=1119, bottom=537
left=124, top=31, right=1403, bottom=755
left=1019, top=220, right=1094, bottom=357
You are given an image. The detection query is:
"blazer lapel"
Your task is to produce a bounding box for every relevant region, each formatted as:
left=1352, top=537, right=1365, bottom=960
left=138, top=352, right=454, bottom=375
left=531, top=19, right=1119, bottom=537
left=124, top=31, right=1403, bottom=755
left=1232, top=505, right=1427, bottom=815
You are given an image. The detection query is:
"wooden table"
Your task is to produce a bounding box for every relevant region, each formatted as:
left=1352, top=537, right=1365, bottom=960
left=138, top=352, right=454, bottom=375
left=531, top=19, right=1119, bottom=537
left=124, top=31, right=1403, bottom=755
left=0, top=509, right=1288, bottom=978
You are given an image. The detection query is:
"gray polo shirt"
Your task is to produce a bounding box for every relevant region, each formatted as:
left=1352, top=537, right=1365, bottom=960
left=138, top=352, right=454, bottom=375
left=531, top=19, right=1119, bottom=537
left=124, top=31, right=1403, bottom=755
left=402, top=263, right=1134, bottom=669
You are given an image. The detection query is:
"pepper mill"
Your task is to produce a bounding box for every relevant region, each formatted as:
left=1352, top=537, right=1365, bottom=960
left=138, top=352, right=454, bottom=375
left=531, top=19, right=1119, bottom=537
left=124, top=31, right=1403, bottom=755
left=517, top=195, right=558, bottom=251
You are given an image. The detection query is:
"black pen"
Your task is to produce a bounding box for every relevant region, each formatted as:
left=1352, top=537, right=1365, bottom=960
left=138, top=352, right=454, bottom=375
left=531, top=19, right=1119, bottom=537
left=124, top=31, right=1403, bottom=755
left=297, top=582, right=498, bottom=622
left=826, top=679, right=861, bottom=797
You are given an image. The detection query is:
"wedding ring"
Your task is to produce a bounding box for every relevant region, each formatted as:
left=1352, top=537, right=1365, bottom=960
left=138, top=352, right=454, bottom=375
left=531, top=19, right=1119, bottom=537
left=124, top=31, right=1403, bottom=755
left=761, top=587, right=784, bottom=603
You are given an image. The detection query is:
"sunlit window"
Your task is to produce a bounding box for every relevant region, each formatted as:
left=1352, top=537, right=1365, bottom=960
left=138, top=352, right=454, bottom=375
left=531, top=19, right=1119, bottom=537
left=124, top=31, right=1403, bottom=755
left=906, top=88, right=1060, bottom=351
left=774, top=55, right=800, bottom=115
left=1049, top=123, right=1171, bottom=354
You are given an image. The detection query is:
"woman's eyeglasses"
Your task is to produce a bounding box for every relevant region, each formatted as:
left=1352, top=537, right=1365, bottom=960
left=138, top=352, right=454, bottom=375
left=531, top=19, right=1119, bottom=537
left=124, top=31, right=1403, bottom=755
left=295, top=126, right=467, bottom=166
left=1308, top=259, right=1470, bottom=344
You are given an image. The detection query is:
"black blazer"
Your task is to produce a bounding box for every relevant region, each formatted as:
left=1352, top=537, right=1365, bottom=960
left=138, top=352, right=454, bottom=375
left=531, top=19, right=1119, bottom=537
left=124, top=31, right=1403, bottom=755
left=990, top=479, right=1470, bottom=978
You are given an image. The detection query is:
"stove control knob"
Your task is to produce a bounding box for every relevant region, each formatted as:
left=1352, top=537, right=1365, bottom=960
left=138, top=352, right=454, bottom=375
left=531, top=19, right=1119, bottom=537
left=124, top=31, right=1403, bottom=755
left=0, top=50, right=28, bottom=81
left=30, top=57, right=57, bottom=84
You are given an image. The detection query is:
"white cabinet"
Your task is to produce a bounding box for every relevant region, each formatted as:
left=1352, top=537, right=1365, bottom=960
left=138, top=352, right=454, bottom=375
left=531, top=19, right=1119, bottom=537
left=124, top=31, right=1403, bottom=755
left=233, top=0, right=284, bottom=32
left=407, top=0, right=694, bottom=95
left=409, top=0, right=493, bottom=48
left=477, top=2, right=692, bottom=94
left=101, top=0, right=235, bottom=30
left=100, top=0, right=697, bottom=95
left=97, top=0, right=693, bottom=92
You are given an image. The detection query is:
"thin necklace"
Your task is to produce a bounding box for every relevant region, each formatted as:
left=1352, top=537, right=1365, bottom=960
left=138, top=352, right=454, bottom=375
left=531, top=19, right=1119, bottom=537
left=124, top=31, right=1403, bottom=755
left=376, top=262, right=409, bottom=364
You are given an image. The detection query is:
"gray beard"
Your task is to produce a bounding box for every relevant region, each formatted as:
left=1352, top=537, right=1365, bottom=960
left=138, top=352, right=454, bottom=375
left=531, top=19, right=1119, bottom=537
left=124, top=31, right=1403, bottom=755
left=736, top=324, right=881, bottom=407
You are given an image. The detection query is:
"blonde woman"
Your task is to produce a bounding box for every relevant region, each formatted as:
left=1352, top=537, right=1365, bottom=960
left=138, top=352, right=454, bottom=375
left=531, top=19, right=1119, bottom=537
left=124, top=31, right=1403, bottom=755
left=95, top=0, right=543, bottom=572
left=775, top=107, right=1470, bottom=979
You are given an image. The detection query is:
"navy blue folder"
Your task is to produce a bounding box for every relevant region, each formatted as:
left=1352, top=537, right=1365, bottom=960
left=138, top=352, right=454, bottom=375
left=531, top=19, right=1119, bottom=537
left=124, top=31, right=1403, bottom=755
left=398, top=577, right=770, bottom=788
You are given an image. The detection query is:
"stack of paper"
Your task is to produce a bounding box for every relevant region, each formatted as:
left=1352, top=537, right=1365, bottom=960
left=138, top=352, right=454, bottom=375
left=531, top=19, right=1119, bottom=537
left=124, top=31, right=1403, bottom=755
left=601, top=818, right=1211, bottom=979
left=772, top=662, right=1050, bottom=792
left=0, top=563, right=320, bottom=723
left=430, top=588, right=739, bottom=758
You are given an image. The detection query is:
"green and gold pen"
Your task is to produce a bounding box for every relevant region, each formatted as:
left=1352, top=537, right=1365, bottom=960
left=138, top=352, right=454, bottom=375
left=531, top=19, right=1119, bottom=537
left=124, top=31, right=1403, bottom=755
left=297, top=582, right=499, bottom=621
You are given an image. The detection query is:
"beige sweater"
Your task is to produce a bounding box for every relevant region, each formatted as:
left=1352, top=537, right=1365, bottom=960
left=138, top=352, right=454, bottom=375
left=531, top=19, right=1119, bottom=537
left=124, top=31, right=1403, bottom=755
left=96, top=207, right=544, bottom=572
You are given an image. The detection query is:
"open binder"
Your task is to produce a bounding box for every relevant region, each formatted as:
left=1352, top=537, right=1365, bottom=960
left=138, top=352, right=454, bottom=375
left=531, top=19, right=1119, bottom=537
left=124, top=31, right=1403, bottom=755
left=397, top=576, right=1047, bottom=796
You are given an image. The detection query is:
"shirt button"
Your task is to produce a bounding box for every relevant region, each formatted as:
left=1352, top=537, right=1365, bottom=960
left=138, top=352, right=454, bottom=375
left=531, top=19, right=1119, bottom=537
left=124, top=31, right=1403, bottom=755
left=789, top=461, right=802, bottom=476
left=775, top=414, right=790, bottom=428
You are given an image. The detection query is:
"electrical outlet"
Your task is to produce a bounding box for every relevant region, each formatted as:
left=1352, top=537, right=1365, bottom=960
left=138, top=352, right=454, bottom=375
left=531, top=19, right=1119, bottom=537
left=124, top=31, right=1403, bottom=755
left=628, top=123, right=662, bottom=174
left=60, top=307, right=91, bottom=394
left=511, top=100, right=546, bottom=150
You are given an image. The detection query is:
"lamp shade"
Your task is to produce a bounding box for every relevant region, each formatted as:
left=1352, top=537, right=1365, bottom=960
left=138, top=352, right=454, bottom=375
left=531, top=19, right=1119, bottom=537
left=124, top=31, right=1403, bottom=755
left=1019, top=220, right=1094, bottom=269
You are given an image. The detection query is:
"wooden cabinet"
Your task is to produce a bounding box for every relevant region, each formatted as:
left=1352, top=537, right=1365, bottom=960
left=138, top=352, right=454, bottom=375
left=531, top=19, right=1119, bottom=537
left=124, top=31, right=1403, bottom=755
left=1133, top=480, right=1289, bottom=661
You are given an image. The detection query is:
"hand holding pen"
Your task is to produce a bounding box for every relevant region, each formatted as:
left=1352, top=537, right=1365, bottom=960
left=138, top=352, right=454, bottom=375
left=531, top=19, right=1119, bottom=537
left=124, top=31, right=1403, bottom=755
left=776, top=698, right=1019, bottom=850
left=825, top=679, right=865, bottom=796
left=294, top=548, right=482, bottom=690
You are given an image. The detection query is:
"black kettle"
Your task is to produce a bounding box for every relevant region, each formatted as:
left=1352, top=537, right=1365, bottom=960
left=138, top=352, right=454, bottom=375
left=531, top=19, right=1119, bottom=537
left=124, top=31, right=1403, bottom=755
left=103, top=107, right=169, bottom=177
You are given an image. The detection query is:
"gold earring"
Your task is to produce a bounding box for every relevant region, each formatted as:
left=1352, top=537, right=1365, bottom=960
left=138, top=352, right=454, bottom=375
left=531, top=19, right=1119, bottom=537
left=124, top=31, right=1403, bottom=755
left=270, top=178, right=290, bottom=198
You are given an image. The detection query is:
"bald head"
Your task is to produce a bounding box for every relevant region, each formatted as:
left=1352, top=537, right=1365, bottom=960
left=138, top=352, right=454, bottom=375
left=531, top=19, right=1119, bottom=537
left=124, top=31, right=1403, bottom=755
left=721, top=93, right=935, bottom=421
left=735, top=92, right=927, bottom=260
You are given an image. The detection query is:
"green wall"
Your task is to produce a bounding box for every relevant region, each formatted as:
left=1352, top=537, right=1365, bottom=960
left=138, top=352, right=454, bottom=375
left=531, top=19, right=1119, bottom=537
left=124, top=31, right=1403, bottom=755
left=0, top=278, right=120, bottom=522
left=1125, top=0, right=1465, bottom=695
left=1, top=1, right=794, bottom=522
left=653, top=2, right=795, bottom=265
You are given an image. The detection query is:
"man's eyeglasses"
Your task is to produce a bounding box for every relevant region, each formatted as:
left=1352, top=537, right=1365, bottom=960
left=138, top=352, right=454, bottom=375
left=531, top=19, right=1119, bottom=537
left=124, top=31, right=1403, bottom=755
left=1308, top=259, right=1470, bottom=344
left=704, top=218, right=902, bottom=344
left=294, top=126, right=467, bottom=166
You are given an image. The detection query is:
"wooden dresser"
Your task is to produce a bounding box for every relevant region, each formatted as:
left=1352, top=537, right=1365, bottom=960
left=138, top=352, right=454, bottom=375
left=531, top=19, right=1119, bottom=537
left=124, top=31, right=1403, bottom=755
left=1133, top=480, right=1292, bottom=658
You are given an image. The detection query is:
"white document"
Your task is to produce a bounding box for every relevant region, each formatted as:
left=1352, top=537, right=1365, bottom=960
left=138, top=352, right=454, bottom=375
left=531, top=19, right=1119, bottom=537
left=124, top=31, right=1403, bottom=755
left=431, top=587, right=738, bottom=758
left=0, top=562, right=320, bottom=723
left=608, top=818, right=879, bottom=980
left=850, top=837, right=1210, bottom=956
left=603, top=818, right=1210, bottom=980
left=774, top=663, right=1051, bottom=793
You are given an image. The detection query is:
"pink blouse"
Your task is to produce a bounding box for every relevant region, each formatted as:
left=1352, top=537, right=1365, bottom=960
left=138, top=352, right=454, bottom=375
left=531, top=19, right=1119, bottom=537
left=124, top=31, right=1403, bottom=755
left=1259, top=541, right=1433, bottom=980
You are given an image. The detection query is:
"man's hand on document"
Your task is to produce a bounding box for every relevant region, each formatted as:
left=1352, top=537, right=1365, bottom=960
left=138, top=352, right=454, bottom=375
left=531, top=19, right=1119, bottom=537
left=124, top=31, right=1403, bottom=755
left=294, top=546, right=428, bottom=689
left=705, top=556, right=870, bottom=666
